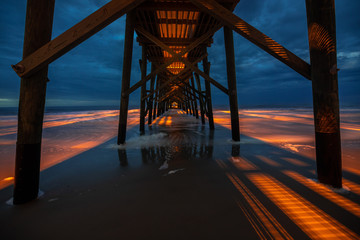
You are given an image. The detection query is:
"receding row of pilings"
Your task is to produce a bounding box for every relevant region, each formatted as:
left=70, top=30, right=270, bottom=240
left=117, top=12, right=224, bottom=143
left=12, top=0, right=342, bottom=204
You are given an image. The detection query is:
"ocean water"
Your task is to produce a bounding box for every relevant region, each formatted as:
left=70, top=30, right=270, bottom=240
left=0, top=107, right=359, bottom=189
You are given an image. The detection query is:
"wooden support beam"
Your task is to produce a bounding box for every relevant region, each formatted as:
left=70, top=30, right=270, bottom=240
left=224, top=27, right=240, bottom=141
left=137, top=2, right=199, bottom=11
left=135, top=25, right=229, bottom=95
left=189, top=83, right=196, bottom=117
left=183, top=59, right=229, bottom=95
left=190, top=77, right=199, bottom=119
left=12, top=0, right=146, bottom=78
left=132, top=23, right=221, bottom=78
left=174, top=82, right=200, bottom=101
left=13, top=0, right=55, bottom=205
left=194, top=72, right=206, bottom=124
left=117, top=12, right=135, bottom=145
left=148, top=64, right=156, bottom=125
left=139, top=45, right=147, bottom=135
left=141, top=55, right=206, bottom=101
left=137, top=37, right=212, bottom=47
left=203, top=48, right=215, bottom=130
left=189, top=0, right=311, bottom=80
left=153, top=77, right=160, bottom=120
left=306, top=0, right=342, bottom=188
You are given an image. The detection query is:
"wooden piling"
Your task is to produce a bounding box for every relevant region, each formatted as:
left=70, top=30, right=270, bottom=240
left=118, top=12, right=135, bottom=145
left=194, top=72, right=205, bottom=124
left=148, top=64, right=156, bottom=125
left=190, top=77, right=199, bottom=119
left=224, top=26, right=240, bottom=142
left=203, top=48, right=215, bottom=130
left=13, top=0, right=55, bottom=204
left=306, top=0, right=342, bottom=188
left=153, top=76, right=159, bottom=119
left=139, top=45, right=147, bottom=135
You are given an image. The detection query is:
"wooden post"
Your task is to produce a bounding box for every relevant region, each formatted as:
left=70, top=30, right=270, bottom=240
left=203, top=48, right=215, bottom=130
left=139, top=45, right=147, bottom=135
left=189, top=83, right=196, bottom=117
left=13, top=0, right=55, bottom=205
left=190, top=77, right=199, bottom=119
left=194, top=72, right=205, bottom=124
left=153, top=76, right=159, bottom=120
left=118, top=12, right=135, bottom=145
left=224, top=26, right=240, bottom=142
left=306, top=0, right=342, bottom=188
left=148, top=64, right=156, bottom=125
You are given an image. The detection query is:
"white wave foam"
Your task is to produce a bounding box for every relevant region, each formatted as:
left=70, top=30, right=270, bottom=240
left=113, top=132, right=168, bottom=149
left=163, top=168, right=185, bottom=176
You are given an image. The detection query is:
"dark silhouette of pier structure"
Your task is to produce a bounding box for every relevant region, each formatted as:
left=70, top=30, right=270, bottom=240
left=11, top=0, right=341, bottom=205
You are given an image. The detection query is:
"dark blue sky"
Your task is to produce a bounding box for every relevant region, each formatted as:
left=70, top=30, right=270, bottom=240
left=1, top=0, right=359, bottom=108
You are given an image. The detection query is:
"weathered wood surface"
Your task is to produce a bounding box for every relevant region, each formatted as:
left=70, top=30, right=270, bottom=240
left=12, top=0, right=146, bottom=78
left=135, top=26, right=229, bottom=95
left=224, top=27, right=240, bottom=141
left=190, top=77, right=199, bottom=119
left=194, top=72, right=206, bottom=124
left=148, top=64, right=156, bottom=125
left=306, top=0, right=342, bottom=188
left=203, top=48, right=215, bottom=130
left=118, top=12, right=135, bottom=145
left=189, top=0, right=311, bottom=80
left=141, top=55, right=207, bottom=102
left=14, top=0, right=55, bottom=204
left=139, top=46, right=147, bottom=135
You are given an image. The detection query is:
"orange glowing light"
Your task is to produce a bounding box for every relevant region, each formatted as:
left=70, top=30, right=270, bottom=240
left=248, top=173, right=360, bottom=239
left=281, top=157, right=309, bottom=167
left=226, top=173, right=293, bottom=240
left=2, top=177, right=14, bottom=181
left=308, top=23, right=335, bottom=55
left=229, top=156, right=258, bottom=171
left=284, top=171, right=360, bottom=218
left=256, top=155, right=281, bottom=167
left=343, top=179, right=360, bottom=195
left=166, top=62, right=185, bottom=75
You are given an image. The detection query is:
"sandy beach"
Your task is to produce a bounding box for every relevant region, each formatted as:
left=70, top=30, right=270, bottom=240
left=0, top=108, right=359, bottom=239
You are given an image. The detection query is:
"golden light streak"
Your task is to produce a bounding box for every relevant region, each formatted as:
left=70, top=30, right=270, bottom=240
left=256, top=155, right=282, bottom=167
left=343, top=179, right=360, bottom=195
left=2, top=177, right=14, bottom=181
left=229, top=156, right=258, bottom=171
left=227, top=173, right=293, bottom=240
left=0, top=110, right=120, bottom=137
left=309, top=23, right=335, bottom=55
left=215, top=159, right=228, bottom=169
left=283, top=171, right=360, bottom=218
left=281, top=157, right=309, bottom=167
left=248, top=173, right=360, bottom=239
left=71, top=141, right=100, bottom=149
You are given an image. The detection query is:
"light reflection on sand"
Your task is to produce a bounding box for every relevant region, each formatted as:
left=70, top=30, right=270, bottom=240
left=0, top=109, right=140, bottom=189
left=214, top=108, right=360, bottom=174
left=0, top=108, right=359, bottom=190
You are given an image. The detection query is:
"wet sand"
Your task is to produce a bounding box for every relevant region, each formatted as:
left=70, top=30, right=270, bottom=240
left=0, top=109, right=359, bottom=239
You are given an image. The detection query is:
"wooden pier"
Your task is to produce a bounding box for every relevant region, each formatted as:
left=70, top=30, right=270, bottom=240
left=11, top=0, right=342, bottom=204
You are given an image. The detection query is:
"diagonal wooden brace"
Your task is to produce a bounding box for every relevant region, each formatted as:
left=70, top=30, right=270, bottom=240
left=135, top=26, right=229, bottom=95
left=189, top=0, right=311, bottom=80
left=12, top=0, right=146, bottom=78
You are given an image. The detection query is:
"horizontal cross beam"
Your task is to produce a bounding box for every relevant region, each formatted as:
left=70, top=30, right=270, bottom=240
left=136, top=25, right=229, bottom=94
left=124, top=24, right=220, bottom=96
